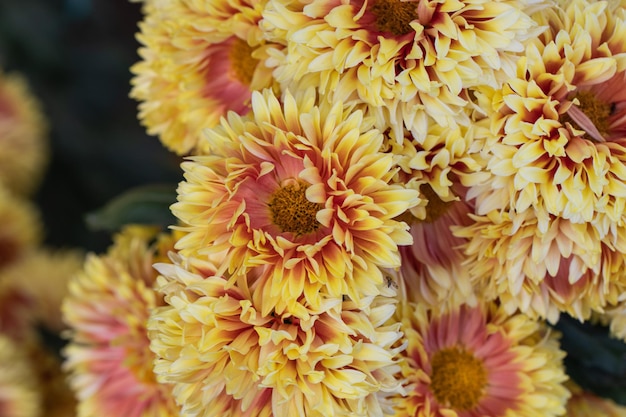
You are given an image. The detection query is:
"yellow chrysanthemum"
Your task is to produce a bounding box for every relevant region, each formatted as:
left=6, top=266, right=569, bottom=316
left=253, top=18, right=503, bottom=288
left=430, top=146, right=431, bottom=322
left=565, top=381, right=626, bottom=417
left=0, top=70, right=48, bottom=196
left=262, top=0, right=543, bottom=140
left=148, top=253, right=404, bottom=417
left=0, top=185, right=42, bottom=273
left=0, top=334, right=41, bottom=417
left=1, top=247, right=84, bottom=333
left=130, top=0, right=277, bottom=155
left=383, top=119, right=489, bottom=220
left=467, top=0, right=626, bottom=235
left=62, top=225, right=179, bottom=417
left=171, top=88, right=418, bottom=316
left=454, top=209, right=626, bottom=323
left=391, top=301, right=569, bottom=417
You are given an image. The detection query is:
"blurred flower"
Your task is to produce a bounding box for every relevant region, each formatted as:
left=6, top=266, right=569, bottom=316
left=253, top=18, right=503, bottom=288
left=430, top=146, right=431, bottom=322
left=392, top=301, right=569, bottom=417
left=262, top=0, right=543, bottom=140
left=172, top=88, right=418, bottom=316
left=468, top=0, right=626, bottom=235
left=0, top=334, right=41, bottom=417
left=148, top=252, right=404, bottom=417
left=62, top=225, right=178, bottom=417
left=565, top=381, right=626, bottom=417
left=0, top=185, right=42, bottom=273
left=0, top=70, right=48, bottom=196
left=1, top=247, right=84, bottom=333
left=130, top=0, right=276, bottom=155
left=454, top=209, right=626, bottom=323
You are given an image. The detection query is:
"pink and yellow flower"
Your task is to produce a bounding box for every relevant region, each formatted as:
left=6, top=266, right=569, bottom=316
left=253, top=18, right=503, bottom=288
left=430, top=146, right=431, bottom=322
left=468, top=0, right=626, bottom=234
left=392, top=301, right=569, bottom=417
left=130, top=0, right=276, bottom=155
left=171, top=88, right=418, bottom=316
left=148, top=252, right=404, bottom=417
left=62, top=225, right=178, bottom=417
left=262, top=0, right=543, bottom=140
left=565, top=382, right=626, bottom=417
left=454, top=209, right=626, bottom=323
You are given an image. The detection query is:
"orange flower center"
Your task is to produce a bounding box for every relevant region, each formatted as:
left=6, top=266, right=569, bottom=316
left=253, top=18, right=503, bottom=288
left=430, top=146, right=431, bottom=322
left=229, top=38, right=259, bottom=86
left=430, top=346, right=488, bottom=410
left=562, top=91, right=613, bottom=142
left=268, top=180, right=322, bottom=235
left=371, top=0, right=418, bottom=36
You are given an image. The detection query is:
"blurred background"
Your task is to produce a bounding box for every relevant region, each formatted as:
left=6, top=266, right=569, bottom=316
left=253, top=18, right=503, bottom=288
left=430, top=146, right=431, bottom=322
left=0, top=0, right=182, bottom=254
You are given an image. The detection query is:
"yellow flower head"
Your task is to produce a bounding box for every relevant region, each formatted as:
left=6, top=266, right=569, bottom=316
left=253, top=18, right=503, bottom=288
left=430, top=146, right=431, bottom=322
left=131, top=0, right=277, bottom=155
left=391, top=301, right=570, bottom=417
left=262, top=0, right=543, bottom=140
left=454, top=209, right=626, bottom=323
left=468, top=0, right=626, bottom=235
left=62, top=225, right=179, bottom=417
left=0, top=70, right=48, bottom=195
left=171, top=88, right=419, bottom=316
left=148, top=253, right=404, bottom=417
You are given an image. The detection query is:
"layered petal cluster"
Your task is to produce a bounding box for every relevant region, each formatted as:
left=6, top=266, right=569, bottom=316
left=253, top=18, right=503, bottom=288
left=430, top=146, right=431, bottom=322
left=130, top=0, right=276, bottom=154
left=0, top=335, right=41, bottom=417
left=454, top=209, right=626, bottom=322
left=62, top=226, right=179, bottom=417
left=383, top=120, right=489, bottom=218
left=0, top=70, right=48, bottom=196
left=262, top=0, right=543, bottom=139
left=172, top=88, right=419, bottom=316
left=468, top=0, right=626, bottom=233
left=391, top=301, right=569, bottom=417
left=148, top=253, right=404, bottom=417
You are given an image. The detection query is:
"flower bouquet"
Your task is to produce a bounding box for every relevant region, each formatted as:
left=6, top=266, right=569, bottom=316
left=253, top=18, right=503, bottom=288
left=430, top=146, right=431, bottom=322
left=4, top=0, right=625, bottom=416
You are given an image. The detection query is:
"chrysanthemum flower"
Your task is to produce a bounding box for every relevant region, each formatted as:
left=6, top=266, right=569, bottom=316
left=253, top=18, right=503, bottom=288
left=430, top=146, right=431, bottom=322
left=171, top=88, right=418, bottom=316
left=1, top=247, right=84, bottom=333
left=467, top=0, right=626, bottom=235
left=454, top=209, right=626, bottom=323
left=0, top=185, right=42, bottom=273
left=130, top=0, right=277, bottom=155
left=391, top=301, right=569, bottom=417
left=62, top=225, right=178, bottom=417
left=383, top=119, right=489, bottom=219
left=0, top=334, right=41, bottom=417
left=397, top=188, right=478, bottom=308
left=565, top=381, right=626, bottom=417
left=148, top=253, right=404, bottom=417
left=261, top=0, right=543, bottom=140
left=0, top=70, right=48, bottom=196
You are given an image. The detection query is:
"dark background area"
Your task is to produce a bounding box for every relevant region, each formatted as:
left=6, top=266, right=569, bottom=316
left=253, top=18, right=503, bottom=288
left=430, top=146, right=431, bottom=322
left=0, top=0, right=182, bottom=254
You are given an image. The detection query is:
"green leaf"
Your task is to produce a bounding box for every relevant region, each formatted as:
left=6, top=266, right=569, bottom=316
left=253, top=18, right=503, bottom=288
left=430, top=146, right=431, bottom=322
left=85, top=183, right=178, bottom=232
left=554, top=314, right=626, bottom=405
